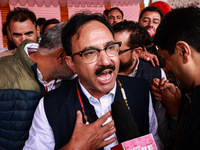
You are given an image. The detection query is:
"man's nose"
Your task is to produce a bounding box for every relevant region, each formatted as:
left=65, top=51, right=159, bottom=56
left=149, top=21, right=153, bottom=27
left=21, top=34, right=27, bottom=41
left=98, top=50, right=112, bottom=66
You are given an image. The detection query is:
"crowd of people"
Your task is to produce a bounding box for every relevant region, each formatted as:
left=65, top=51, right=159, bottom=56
left=0, top=3, right=200, bottom=150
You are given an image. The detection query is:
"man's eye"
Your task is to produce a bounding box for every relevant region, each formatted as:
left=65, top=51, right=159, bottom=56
left=109, top=16, right=114, bottom=19
left=153, top=21, right=160, bottom=24
left=26, top=32, right=33, bottom=36
left=142, top=19, right=149, bottom=23
left=107, top=45, right=115, bottom=50
left=14, top=34, right=21, bottom=38
left=83, top=50, right=97, bottom=56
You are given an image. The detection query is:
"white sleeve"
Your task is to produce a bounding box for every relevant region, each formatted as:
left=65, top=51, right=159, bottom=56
left=23, top=97, right=55, bottom=150
left=161, top=68, right=167, bottom=80
left=148, top=92, right=164, bottom=150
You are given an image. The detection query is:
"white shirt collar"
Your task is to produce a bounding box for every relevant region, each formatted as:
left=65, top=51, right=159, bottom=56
left=24, top=43, right=39, bottom=56
left=78, top=79, right=116, bottom=102
left=128, top=58, right=140, bottom=77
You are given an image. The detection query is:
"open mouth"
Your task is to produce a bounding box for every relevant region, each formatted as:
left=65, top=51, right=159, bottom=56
left=97, top=70, right=113, bottom=84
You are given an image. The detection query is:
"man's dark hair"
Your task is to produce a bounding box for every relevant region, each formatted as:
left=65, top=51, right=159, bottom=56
left=6, top=7, right=37, bottom=29
left=109, top=7, right=124, bottom=18
left=62, top=12, right=114, bottom=56
left=103, top=9, right=110, bottom=17
left=39, top=22, right=66, bottom=51
left=113, top=20, right=145, bottom=48
left=154, top=6, right=200, bottom=55
left=42, top=18, right=60, bottom=34
left=2, top=22, right=8, bottom=36
left=138, top=6, right=163, bottom=22
left=36, top=17, right=46, bottom=26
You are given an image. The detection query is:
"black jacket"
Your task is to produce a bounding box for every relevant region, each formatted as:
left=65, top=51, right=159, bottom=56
left=44, top=75, right=150, bottom=149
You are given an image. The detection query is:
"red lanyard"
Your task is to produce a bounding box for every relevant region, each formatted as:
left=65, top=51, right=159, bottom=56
left=45, top=79, right=57, bottom=92
left=76, top=81, right=89, bottom=124
left=76, top=79, right=129, bottom=124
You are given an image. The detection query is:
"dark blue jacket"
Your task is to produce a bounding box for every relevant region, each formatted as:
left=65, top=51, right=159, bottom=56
left=135, top=59, right=161, bottom=85
left=0, top=40, right=62, bottom=150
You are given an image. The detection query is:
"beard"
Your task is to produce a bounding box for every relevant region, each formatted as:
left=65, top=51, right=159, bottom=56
left=119, top=57, right=133, bottom=73
left=8, top=38, right=17, bottom=50
left=54, top=63, right=75, bottom=80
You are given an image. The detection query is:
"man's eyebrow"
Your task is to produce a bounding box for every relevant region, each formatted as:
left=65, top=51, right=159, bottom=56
left=25, top=31, right=34, bottom=35
left=104, top=41, right=115, bottom=47
left=142, top=17, right=150, bottom=20
left=82, top=41, right=115, bottom=51
left=13, top=33, right=22, bottom=36
left=153, top=18, right=161, bottom=21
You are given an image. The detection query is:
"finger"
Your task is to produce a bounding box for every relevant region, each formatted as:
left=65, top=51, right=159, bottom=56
left=154, top=97, right=162, bottom=101
left=152, top=78, right=160, bottom=86
left=160, top=81, right=174, bottom=91
left=151, top=85, right=160, bottom=93
left=101, top=125, right=116, bottom=140
left=152, top=92, right=162, bottom=101
left=143, top=46, right=147, bottom=51
left=150, top=58, right=156, bottom=67
left=95, top=111, right=112, bottom=126
left=159, top=77, right=166, bottom=87
left=98, top=137, right=116, bottom=149
left=101, top=120, right=115, bottom=133
left=75, top=110, right=83, bottom=125
left=153, top=55, right=159, bottom=66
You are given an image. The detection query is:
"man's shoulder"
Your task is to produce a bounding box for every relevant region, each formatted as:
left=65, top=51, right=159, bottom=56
left=118, top=74, right=149, bottom=86
left=45, top=78, right=76, bottom=98
left=139, top=58, right=161, bottom=70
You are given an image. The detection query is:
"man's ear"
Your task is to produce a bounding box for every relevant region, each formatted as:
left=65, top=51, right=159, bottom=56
left=36, top=25, right=40, bottom=38
left=66, top=55, right=76, bottom=73
left=134, top=47, right=143, bottom=56
left=175, top=41, right=191, bottom=63
left=57, top=48, right=66, bottom=64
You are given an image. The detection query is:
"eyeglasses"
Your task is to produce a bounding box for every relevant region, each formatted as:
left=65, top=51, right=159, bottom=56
left=71, top=42, right=122, bottom=64
left=118, top=46, right=139, bottom=54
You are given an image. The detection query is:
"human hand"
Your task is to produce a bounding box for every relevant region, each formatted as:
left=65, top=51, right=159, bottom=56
left=0, top=49, right=16, bottom=57
left=61, top=110, right=116, bottom=150
left=151, top=78, right=162, bottom=101
left=139, top=49, right=159, bottom=67
left=159, top=79, right=181, bottom=117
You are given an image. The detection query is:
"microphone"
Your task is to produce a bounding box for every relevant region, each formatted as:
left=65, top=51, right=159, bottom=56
left=143, top=25, right=165, bottom=68
left=143, top=25, right=156, bottom=47
left=111, top=100, right=140, bottom=143
left=111, top=100, right=158, bottom=150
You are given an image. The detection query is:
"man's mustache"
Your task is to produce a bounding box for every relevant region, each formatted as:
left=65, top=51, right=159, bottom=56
left=95, top=65, right=115, bottom=75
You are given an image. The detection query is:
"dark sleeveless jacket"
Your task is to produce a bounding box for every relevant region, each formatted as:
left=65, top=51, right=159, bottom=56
left=0, top=40, right=60, bottom=150
left=135, top=59, right=161, bottom=84
left=44, top=75, right=150, bottom=150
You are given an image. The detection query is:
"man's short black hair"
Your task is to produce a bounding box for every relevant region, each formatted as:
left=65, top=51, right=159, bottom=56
left=139, top=6, right=163, bottom=22
left=62, top=12, right=114, bottom=56
left=6, top=7, right=37, bottom=29
left=113, top=20, right=145, bottom=48
left=2, top=22, right=8, bottom=36
left=36, top=17, right=46, bottom=26
left=109, top=7, right=124, bottom=18
left=103, top=9, right=110, bottom=17
left=42, top=18, right=60, bottom=34
left=154, top=6, right=200, bottom=55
